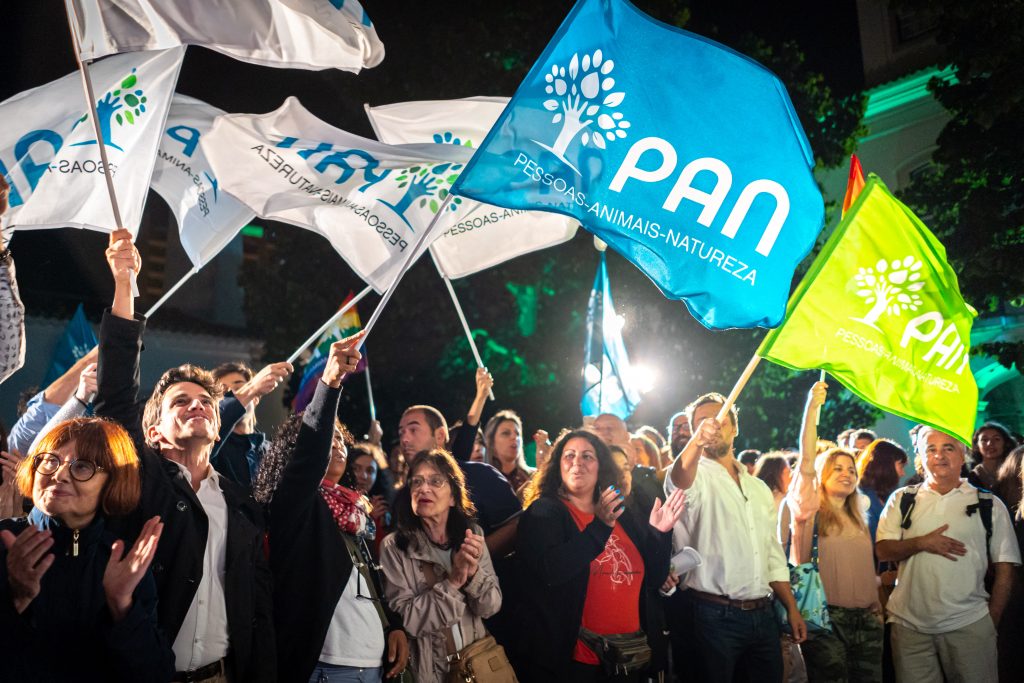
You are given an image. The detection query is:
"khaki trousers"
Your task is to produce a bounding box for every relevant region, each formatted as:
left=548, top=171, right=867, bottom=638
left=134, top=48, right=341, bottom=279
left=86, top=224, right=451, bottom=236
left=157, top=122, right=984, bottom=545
left=890, top=614, right=997, bottom=683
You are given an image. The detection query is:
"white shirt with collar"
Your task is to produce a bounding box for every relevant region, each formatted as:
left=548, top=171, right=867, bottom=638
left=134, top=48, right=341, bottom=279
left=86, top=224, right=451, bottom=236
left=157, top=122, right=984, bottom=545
left=170, top=463, right=231, bottom=671
left=877, top=479, right=1021, bottom=634
left=666, top=456, right=789, bottom=600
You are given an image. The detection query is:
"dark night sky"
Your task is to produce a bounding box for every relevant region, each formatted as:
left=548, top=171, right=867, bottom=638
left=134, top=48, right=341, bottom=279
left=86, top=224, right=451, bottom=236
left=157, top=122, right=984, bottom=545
left=2, top=1, right=866, bottom=436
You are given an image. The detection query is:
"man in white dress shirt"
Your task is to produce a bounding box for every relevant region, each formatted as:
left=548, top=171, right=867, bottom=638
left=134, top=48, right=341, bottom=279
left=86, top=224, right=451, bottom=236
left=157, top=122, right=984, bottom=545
left=876, top=425, right=1020, bottom=683
left=665, top=392, right=806, bottom=682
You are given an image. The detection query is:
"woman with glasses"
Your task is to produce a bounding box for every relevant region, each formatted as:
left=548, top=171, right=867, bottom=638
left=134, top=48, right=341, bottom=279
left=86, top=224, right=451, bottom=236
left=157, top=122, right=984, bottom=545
left=513, top=429, right=685, bottom=682
left=252, top=335, right=409, bottom=683
left=380, top=448, right=504, bottom=682
left=0, top=417, right=173, bottom=682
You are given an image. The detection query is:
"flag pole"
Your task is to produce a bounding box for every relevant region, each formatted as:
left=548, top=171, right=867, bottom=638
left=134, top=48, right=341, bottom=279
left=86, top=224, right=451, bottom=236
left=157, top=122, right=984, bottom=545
left=359, top=195, right=452, bottom=342
left=286, top=285, right=374, bottom=364
left=364, top=352, right=377, bottom=423
left=432, top=256, right=494, bottom=401
left=716, top=354, right=762, bottom=422
left=143, top=267, right=198, bottom=318
left=63, top=0, right=138, bottom=297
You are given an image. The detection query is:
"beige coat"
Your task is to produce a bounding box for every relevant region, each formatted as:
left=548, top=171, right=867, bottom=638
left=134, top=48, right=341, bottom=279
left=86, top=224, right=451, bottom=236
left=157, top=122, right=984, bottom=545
left=380, top=527, right=502, bottom=682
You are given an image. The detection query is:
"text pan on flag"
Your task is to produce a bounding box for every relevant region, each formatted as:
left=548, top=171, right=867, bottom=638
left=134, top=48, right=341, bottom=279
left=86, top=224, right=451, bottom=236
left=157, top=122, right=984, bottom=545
left=450, top=0, right=824, bottom=329
left=0, top=47, right=184, bottom=236
left=582, top=252, right=641, bottom=419
left=201, top=97, right=474, bottom=293
left=366, top=97, right=578, bottom=279
left=758, top=175, right=978, bottom=443
left=151, top=94, right=255, bottom=269
left=67, top=0, right=383, bottom=72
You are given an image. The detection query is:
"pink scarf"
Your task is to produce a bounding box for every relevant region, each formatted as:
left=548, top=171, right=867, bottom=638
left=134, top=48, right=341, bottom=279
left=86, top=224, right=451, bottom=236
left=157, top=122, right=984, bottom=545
left=319, top=480, right=376, bottom=539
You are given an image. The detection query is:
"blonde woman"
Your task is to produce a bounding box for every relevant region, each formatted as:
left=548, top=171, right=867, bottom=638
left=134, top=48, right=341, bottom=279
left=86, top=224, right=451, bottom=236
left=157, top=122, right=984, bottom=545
left=781, top=382, right=882, bottom=682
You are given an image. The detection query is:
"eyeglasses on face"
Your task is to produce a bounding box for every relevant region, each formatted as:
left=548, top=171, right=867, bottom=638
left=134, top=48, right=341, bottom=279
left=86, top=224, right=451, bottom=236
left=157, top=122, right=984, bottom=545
left=409, top=474, right=449, bottom=490
left=33, top=453, right=105, bottom=482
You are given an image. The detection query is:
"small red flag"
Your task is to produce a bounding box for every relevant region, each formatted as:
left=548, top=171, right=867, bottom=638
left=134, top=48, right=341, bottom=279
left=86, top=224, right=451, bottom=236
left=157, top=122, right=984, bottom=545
left=841, top=154, right=867, bottom=217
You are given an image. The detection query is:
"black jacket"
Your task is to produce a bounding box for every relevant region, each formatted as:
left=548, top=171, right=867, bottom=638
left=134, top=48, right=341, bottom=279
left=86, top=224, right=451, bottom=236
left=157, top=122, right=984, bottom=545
left=513, top=496, right=671, bottom=679
left=210, top=394, right=268, bottom=492
left=269, top=380, right=405, bottom=683
left=95, top=311, right=275, bottom=682
left=0, top=512, right=175, bottom=683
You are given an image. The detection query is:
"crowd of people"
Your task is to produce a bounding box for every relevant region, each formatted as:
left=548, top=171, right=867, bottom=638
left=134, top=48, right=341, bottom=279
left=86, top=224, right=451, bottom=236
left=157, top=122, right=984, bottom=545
left=1, top=178, right=1024, bottom=683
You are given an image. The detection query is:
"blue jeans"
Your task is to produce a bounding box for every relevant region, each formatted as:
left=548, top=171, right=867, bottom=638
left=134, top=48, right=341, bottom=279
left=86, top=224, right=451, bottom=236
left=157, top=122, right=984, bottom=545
left=308, top=663, right=382, bottom=683
left=685, top=596, right=783, bottom=683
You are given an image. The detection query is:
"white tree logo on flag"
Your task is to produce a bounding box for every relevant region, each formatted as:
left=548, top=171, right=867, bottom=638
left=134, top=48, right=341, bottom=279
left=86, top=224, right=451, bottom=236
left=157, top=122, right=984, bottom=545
left=851, top=256, right=926, bottom=329
left=533, top=49, right=629, bottom=174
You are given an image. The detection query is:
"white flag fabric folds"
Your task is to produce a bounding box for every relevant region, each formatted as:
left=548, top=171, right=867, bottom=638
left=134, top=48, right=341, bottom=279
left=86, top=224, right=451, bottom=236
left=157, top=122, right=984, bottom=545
left=67, top=0, right=384, bottom=72
left=0, top=47, right=184, bottom=236
left=366, top=97, right=578, bottom=279
left=151, top=94, right=255, bottom=268
left=202, top=97, right=474, bottom=292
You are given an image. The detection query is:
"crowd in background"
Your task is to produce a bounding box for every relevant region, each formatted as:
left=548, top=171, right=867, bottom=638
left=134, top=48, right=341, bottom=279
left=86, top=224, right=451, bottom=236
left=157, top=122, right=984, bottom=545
left=2, top=178, right=1023, bottom=683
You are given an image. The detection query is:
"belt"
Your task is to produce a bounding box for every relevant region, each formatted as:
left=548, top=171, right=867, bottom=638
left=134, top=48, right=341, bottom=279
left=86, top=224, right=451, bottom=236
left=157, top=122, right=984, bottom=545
left=172, top=659, right=224, bottom=683
left=687, top=589, right=772, bottom=611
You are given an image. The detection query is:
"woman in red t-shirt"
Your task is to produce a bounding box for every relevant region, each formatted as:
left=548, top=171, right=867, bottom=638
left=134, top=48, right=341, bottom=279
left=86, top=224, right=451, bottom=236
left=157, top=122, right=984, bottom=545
left=514, top=429, right=685, bottom=682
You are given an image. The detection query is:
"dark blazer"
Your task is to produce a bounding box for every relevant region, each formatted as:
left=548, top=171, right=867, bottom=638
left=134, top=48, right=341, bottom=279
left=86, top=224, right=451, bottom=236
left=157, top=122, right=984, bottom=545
left=513, top=495, right=671, bottom=679
left=269, top=379, right=405, bottom=683
left=0, top=513, right=175, bottom=683
left=95, top=311, right=275, bottom=682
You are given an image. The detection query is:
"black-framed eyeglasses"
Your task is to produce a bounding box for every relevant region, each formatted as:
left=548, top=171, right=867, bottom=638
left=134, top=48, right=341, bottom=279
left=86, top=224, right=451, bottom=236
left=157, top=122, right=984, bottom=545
left=33, top=453, right=105, bottom=482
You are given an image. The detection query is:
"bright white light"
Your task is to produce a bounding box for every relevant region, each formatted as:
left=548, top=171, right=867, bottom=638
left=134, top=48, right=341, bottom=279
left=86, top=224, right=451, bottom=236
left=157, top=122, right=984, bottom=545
left=629, top=363, right=658, bottom=394
left=607, top=314, right=626, bottom=334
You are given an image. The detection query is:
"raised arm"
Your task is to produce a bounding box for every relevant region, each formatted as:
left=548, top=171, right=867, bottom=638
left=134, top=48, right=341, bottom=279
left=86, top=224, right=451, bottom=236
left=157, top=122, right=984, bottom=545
left=94, top=231, right=145, bottom=446
left=271, top=334, right=363, bottom=515
left=800, top=381, right=827, bottom=476
left=669, top=416, right=720, bottom=491
left=451, top=368, right=493, bottom=462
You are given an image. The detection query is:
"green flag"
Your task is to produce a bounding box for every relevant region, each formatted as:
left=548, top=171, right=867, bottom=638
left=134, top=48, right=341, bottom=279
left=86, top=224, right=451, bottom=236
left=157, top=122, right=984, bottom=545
left=758, top=175, right=978, bottom=443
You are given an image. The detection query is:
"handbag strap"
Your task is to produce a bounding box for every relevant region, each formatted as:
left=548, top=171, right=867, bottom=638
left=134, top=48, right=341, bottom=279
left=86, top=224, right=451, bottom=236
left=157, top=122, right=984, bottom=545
left=418, top=560, right=461, bottom=660
left=342, top=534, right=392, bottom=632
left=810, top=513, right=820, bottom=568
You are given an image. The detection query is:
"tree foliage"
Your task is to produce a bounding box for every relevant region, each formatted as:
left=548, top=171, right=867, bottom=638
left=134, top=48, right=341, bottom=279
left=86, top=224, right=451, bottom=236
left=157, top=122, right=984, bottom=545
left=895, top=0, right=1024, bottom=369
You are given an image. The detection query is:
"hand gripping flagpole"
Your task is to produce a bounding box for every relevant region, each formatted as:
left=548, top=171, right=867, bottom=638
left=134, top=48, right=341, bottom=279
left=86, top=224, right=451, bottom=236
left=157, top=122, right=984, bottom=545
left=431, top=252, right=495, bottom=401
left=358, top=194, right=454, bottom=343
left=286, top=286, right=374, bottom=365
left=143, top=268, right=198, bottom=318
left=815, top=369, right=827, bottom=426
left=64, top=0, right=139, bottom=297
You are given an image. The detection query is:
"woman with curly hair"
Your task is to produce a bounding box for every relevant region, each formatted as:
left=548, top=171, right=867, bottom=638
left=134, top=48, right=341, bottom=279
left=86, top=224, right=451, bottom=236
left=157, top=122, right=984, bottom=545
left=969, top=422, right=1018, bottom=491
left=254, top=335, right=409, bottom=683
left=379, top=448, right=504, bottom=682
left=514, top=429, right=685, bottom=682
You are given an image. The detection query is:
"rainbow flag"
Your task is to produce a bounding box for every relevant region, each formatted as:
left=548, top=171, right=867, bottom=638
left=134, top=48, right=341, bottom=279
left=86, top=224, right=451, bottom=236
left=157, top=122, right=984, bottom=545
left=841, top=154, right=866, bottom=217
left=292, top=292, right=363, bottom=411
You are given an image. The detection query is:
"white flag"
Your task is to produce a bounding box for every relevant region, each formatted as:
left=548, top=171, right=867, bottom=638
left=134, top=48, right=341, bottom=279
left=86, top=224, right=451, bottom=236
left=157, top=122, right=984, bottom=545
left=151, top=94, right=255, bottom=269
left=68, top=0, right=383, bottom=72
left=0, top=47, right=184, bottom=236
left=202, top=97, right=474, bottom=293
left=366, top=96, right=579, bottom=279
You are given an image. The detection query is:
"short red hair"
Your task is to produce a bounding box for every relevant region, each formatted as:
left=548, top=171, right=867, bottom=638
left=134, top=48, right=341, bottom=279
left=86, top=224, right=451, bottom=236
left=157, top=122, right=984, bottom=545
left=17, top=417, right=142, bottom=516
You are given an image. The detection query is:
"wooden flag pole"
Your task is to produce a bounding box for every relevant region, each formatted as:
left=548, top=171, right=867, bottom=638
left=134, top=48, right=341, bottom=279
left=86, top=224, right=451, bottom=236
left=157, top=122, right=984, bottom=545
left=64, top=0, right=138, bottom=297
left=143, top=268, right=198, bottom=318
left=286, top=286, right=373, bottom=364
left=359, top=194, right=453, bottom=342
left=716, top=354, right=763, bottom=422
left=433, top=254, right=494, bottom=401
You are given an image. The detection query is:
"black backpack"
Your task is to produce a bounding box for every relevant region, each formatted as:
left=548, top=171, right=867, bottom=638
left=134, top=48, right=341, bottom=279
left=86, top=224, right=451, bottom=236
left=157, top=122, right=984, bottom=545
left=898, top=484, right=995, bottom=563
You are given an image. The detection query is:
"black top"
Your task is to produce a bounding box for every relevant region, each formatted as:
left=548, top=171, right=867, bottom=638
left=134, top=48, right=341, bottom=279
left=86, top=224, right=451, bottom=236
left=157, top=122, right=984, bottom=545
left=269, top=379, right=405, bottom=683
left=449, top=412, right=522, bottom=535
left=95, top=311, right=276, bottom=682
left=210, top=393, right=268, bottom=492
left=513, top=496, right=671, bottom=678
left=0, top=512, right=174, bottom=683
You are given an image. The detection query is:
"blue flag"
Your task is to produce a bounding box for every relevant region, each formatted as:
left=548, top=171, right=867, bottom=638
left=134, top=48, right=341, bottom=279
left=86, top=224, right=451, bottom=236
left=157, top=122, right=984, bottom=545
left=43, top=304, right=97, bottom=385
left=582, top=252, right=641, bottom=418
left=451, top=0, right=824, bottom=329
